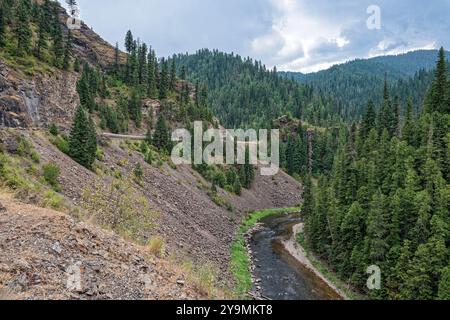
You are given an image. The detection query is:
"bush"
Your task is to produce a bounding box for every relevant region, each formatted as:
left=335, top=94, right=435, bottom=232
left=43, top=163, right=60, bottom=190
left=30, top=151, right=40, bottom=164
left=52, top=135, right=70, bottom=155
left=16, top=137, right=32, bottom=157
left=134, top=163, right=143, bottom=180
left=96, top=148, right=105, bottom=161
left=42, top=190, right=64, bottom=210
left=148, top=236, right=165, bottom=257
left=49, top=123, right=59, bottom=136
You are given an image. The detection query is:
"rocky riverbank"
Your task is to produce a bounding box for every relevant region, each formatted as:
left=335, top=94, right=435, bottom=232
left=282, top=223, right=348, bottom=300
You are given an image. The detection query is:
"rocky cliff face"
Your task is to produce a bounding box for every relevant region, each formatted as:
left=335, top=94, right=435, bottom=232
left=0, top=2, right=125, bottom=130
left=0, top=61, right=79, bottom=129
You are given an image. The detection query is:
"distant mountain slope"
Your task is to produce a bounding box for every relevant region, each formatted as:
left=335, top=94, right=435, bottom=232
left=281, top=50, right=447, bottom=117
left=282, top=50, right=447, bottom=82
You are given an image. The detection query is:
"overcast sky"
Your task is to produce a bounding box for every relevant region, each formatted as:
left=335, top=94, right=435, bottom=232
left=66, top=0, right=450, bottom=73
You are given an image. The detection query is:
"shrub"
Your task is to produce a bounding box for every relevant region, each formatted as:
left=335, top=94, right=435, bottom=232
left=49, top=123, right=59, bottom=136
left=16, top=137, right=32, bottom=157
left=30, top=151, right=40, bottom=164
left=148, top=236, right=166, bottom=257
left=42, top=190, right=64, bottom=210
left=96, top=148, right=105, bottom=161
left=134, top=163, right=143, bottom=180
left=43, top=163, right=60, bottom=190
left=52, top=135, right=70, bottom=155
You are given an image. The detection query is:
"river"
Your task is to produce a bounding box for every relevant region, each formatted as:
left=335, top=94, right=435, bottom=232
left=249, top=212, right=342, bottom=300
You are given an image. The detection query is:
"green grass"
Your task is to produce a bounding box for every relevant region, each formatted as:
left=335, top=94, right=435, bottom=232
left=230, top=207, right=300, bottom=298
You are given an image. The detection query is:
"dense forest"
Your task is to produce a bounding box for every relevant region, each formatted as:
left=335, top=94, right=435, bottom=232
left=282, top=51, right=449, bottom=121
left=302, top=49, right=450, bottom=300
left=174, top=49, right=349, bottom=129
left=0, top=0, right=73, bottom=69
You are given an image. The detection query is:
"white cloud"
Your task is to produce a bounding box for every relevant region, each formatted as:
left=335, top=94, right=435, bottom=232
left=249, top=0, right=449, bottom=73
left=336, top=37, right=350, bottom=48
left=250, top=0, right=352, bottom=71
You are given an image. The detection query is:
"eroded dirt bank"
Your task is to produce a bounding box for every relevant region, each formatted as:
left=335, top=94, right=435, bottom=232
left=0, top=194, right=207, bottom=300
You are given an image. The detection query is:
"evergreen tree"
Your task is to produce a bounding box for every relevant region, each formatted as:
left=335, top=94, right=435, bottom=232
left=153, top=114, right=171, bottom=152
left=0, top=5, right=6, bottom=48
left=293, top=136, right=306, bottom=175
left=138, top=42, right=148, bottom=85
left=128, top=89, right=142, bottom=127
left=378, top=76, right=397, bottom=137
left=147, top=49, right=158, bottom=98
left=14, top=0, right=32, bottom=55
left=180, top=65, right=187, bottom=80
left=426, top=47, right=448, bottom=114
left=73, top=57, right=80, bottom=72
left=63, top=30, right=73, bottom=70
left=159, top=58, right=169, bottom=99
left=361, top=100, right=376, bottom=139
left=233, top=175, right=242, bottom=195
left=402, top=98, right=416, bottom=146
left=124, top=30, right=134, bottom=53
left=69, top=106, right=97, bottom=169
left=439, top=265, right=450, bottom=300
left=170, top=57, right=176, bottom=90
left=52, top=22, right=64, bottom=67
left=35, top=10, right=48, bottom=59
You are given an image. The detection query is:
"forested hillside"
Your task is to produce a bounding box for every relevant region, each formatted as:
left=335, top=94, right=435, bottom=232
left=173, top=49, right=348, bottom=128
left=302, top=48, right=450, bottom=300
left=282, top=50, right=448, bottom=121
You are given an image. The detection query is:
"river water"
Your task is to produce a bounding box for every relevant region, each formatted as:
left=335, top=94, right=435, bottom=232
left=250, top=212, right=342, bottom=300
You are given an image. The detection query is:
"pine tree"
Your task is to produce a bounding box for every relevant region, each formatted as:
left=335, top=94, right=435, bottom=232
left=392, top=96, right=401, bottom=137
left=439, top=265, right=450, bottom=300
left=63, top=30, right=73, bottom=70
left=339, top=201, right=365, bottom=276
left=159, top=58, right=169, bottom=99
left=73, top=57, right=80, bottom=72
left=361, top=100, right=376, bottom=139
left=14, top=0, right=32, bottom=55
left=366, top=191, right=390, bottom=263
left=233, top=175, right=242, bottom=195
left=402, top=98, right=416, bottom=146
left=180, top=65, right=187, bottom=80
left=293, top=136, right=306, bottom=175
left=153, top=114, right=171, bottom=152
left=427, top=47, right=447, bottom=114
left=69, top=106, right=97, bottom=169
left=35, top=9, right=48, bottom=59
left=128, top=89, right=142, bottom=127
left=66, top=0, right=78, bottom=7
left=378, top=77, right=396, bottom=137
left=0, top=5, right=6, bottom=48
left=170, top=57, right=176, bottom=90
left=52, top=23, right=64, bottom=67
left=127, top=45, right=139, bottom=86
left=125, top=30, right=134, bottom=53
left=138, top=42, right=148, bottom=85
left=286, top=136, right=295, bottom=175
left=147, top=50, right=158, bottom=98
left=241, top=149, right=255, bottom=189
left=302, top=175, right=314, bottom=221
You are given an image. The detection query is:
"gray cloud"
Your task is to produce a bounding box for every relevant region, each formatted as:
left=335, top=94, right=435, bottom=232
left=70, top=0, right=450, bottom=72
